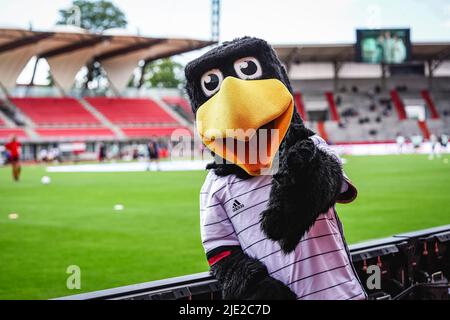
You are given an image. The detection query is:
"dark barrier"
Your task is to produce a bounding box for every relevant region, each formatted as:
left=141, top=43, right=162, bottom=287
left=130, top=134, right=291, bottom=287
left=57, top=224, right=450, bottom=300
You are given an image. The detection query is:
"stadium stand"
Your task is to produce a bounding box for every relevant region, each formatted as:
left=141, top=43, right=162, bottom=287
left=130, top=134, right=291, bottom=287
left=0, top=27, right=210, bottom=148
left=428, top=118, right=447, bottom=136
left=85, top=97, right=178, bottom=125
left=162, top=96, right=194, bottom=122
left=2, top=88, right=447, bottom=147
left=432, top=92, right=450, bottom=119
left=10, top=97, right=100, bottom=126
left=0, top=128, right=27, bottom=139
left=1, top=95, right=191, bottom=144
left=0, top=28, right=447, bottom=159
left=121, top=126, right=191, bottom=138
left=35, top=128, right=115, bottom=139
left=300, top=89, right=450, bottom=143
left=274, top=42, right=450, bottom=144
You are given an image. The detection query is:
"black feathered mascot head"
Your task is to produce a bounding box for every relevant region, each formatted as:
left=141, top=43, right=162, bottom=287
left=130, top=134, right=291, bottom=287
left=183, top=37, right=362, bottom=300
left=186, top=37, right=314, bottom=177
left=185, top=37, right=344, bottom=253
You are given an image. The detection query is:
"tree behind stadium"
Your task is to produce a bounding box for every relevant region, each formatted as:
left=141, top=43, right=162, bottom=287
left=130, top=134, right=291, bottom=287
left=136, top=58, right=184, bottom=89
left=57, top=0, right=128, bottom=90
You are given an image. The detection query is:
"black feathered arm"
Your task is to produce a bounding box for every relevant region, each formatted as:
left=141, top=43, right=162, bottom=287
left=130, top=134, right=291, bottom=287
left=261, top=124, right=344, bottom=253
left=209, top=247, right=297, bottom=300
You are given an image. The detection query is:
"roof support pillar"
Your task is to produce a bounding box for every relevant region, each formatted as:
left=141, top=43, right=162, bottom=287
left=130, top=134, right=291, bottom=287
left=137, top=60, right=149, bottom=89
left=380, top=62, right=387, bottom=91
left=285, top=47, right=299, bottom=75
left=29, top=57, right=39, bottom=86
left=427, top=60, right=434, bottom=91
left=333, top=61, right=343, bottom=92
left=0, top=81, right=9, bottom=98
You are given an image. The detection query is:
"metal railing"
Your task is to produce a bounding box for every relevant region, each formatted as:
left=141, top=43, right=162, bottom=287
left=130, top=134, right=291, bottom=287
left=56, top=224, right=450, bottom=300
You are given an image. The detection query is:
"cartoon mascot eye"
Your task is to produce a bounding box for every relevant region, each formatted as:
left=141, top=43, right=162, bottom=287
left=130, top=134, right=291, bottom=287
left=234, top=57, right=262, bottom=80
left=201, top=69, right=224, bottom=97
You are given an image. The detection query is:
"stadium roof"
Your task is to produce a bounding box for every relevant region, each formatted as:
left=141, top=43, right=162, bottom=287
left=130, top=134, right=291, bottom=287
left=274, top=42, right=450, bottom=65
left=0, top=27, right=215, bottom=93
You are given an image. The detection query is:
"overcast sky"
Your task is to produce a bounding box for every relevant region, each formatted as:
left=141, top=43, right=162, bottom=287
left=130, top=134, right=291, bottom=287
left=1, top=0, right=450, bottom=84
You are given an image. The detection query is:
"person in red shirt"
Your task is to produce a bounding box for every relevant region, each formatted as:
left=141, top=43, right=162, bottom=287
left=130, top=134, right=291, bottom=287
left=5, top=135, right=21, bottom=181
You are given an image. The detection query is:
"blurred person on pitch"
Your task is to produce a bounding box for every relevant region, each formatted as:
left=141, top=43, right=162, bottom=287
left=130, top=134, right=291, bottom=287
left=147, top=138, right=161, bottom=171
left=5, top=135, right=22, bottom=181
left=439, top=133, right=448, bottom=150
left=411, top=134, right=423, bottom=152
left=98, top=142, right=107, bottom=162
left=396, top=133, right=405, bottom=154
left=110, top=143, right=120, bottom=160
left=38, top=148, right=49, bottom=162
left=429, top=134, right=440, bottom=160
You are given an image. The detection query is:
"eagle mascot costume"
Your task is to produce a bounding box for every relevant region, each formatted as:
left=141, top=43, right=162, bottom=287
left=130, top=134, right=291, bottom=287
left=185, top=37, right=367, bottom=300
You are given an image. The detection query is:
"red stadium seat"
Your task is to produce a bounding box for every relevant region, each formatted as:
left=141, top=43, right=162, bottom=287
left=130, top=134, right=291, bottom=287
left=0, top=128, right=28, bottom=139
left=121, top=127, right=191, bottom=138
left=35, top=128, right=115, bottom=138
left=162, top=96, right=192, bottom=115
left=85, top=97, right=178, bottom=125
left=11, top=97, right=100, bottom=126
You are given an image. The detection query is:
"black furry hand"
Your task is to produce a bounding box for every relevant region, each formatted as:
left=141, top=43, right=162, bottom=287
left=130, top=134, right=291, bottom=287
left=210, top=249, right=296, bottom=300
left=261, top=136, right=343, bottom=253
left=244, top=277, right=297, bottom=300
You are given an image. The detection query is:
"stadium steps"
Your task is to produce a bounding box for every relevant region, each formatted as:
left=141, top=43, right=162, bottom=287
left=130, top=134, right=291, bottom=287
left=151, top=96, right=193, bottom=129
left=23, top=127, right=40, bottom=140
left=294, top=92, right=308, bottom=121
left=3, top=98, right=37, bottom=128
left=420, top=90, right=440, bottom=119
left=427, top=119, right=445, bottom=135
left=161, top=96, right=193, bottom=122
left=2, top=97, right=39, bottom=139
left=325, top=91, right=340, bottom=122
left=78, top=98, right=126, bottom=140
left=317, top=121, right=329, bottom=141
left=417, top=120, right=431, bottom=140
left=0, top=110, right=15, bottom=128
left=389, top=90, right=407, bottom=120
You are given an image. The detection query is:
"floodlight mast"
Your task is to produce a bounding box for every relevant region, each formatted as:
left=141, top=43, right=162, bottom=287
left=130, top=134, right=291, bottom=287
left=67, top=5, right=82, bottom=28
left=211, top=0, right=220, bottom=43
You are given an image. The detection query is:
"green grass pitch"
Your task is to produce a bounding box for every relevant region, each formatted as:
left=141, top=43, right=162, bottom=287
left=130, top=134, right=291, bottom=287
left=0, top=154, right=449, bottom=299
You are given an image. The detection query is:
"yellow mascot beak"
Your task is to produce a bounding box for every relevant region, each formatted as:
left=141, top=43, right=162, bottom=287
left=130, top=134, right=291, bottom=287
left=196, top=77, right=294, bottom=176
